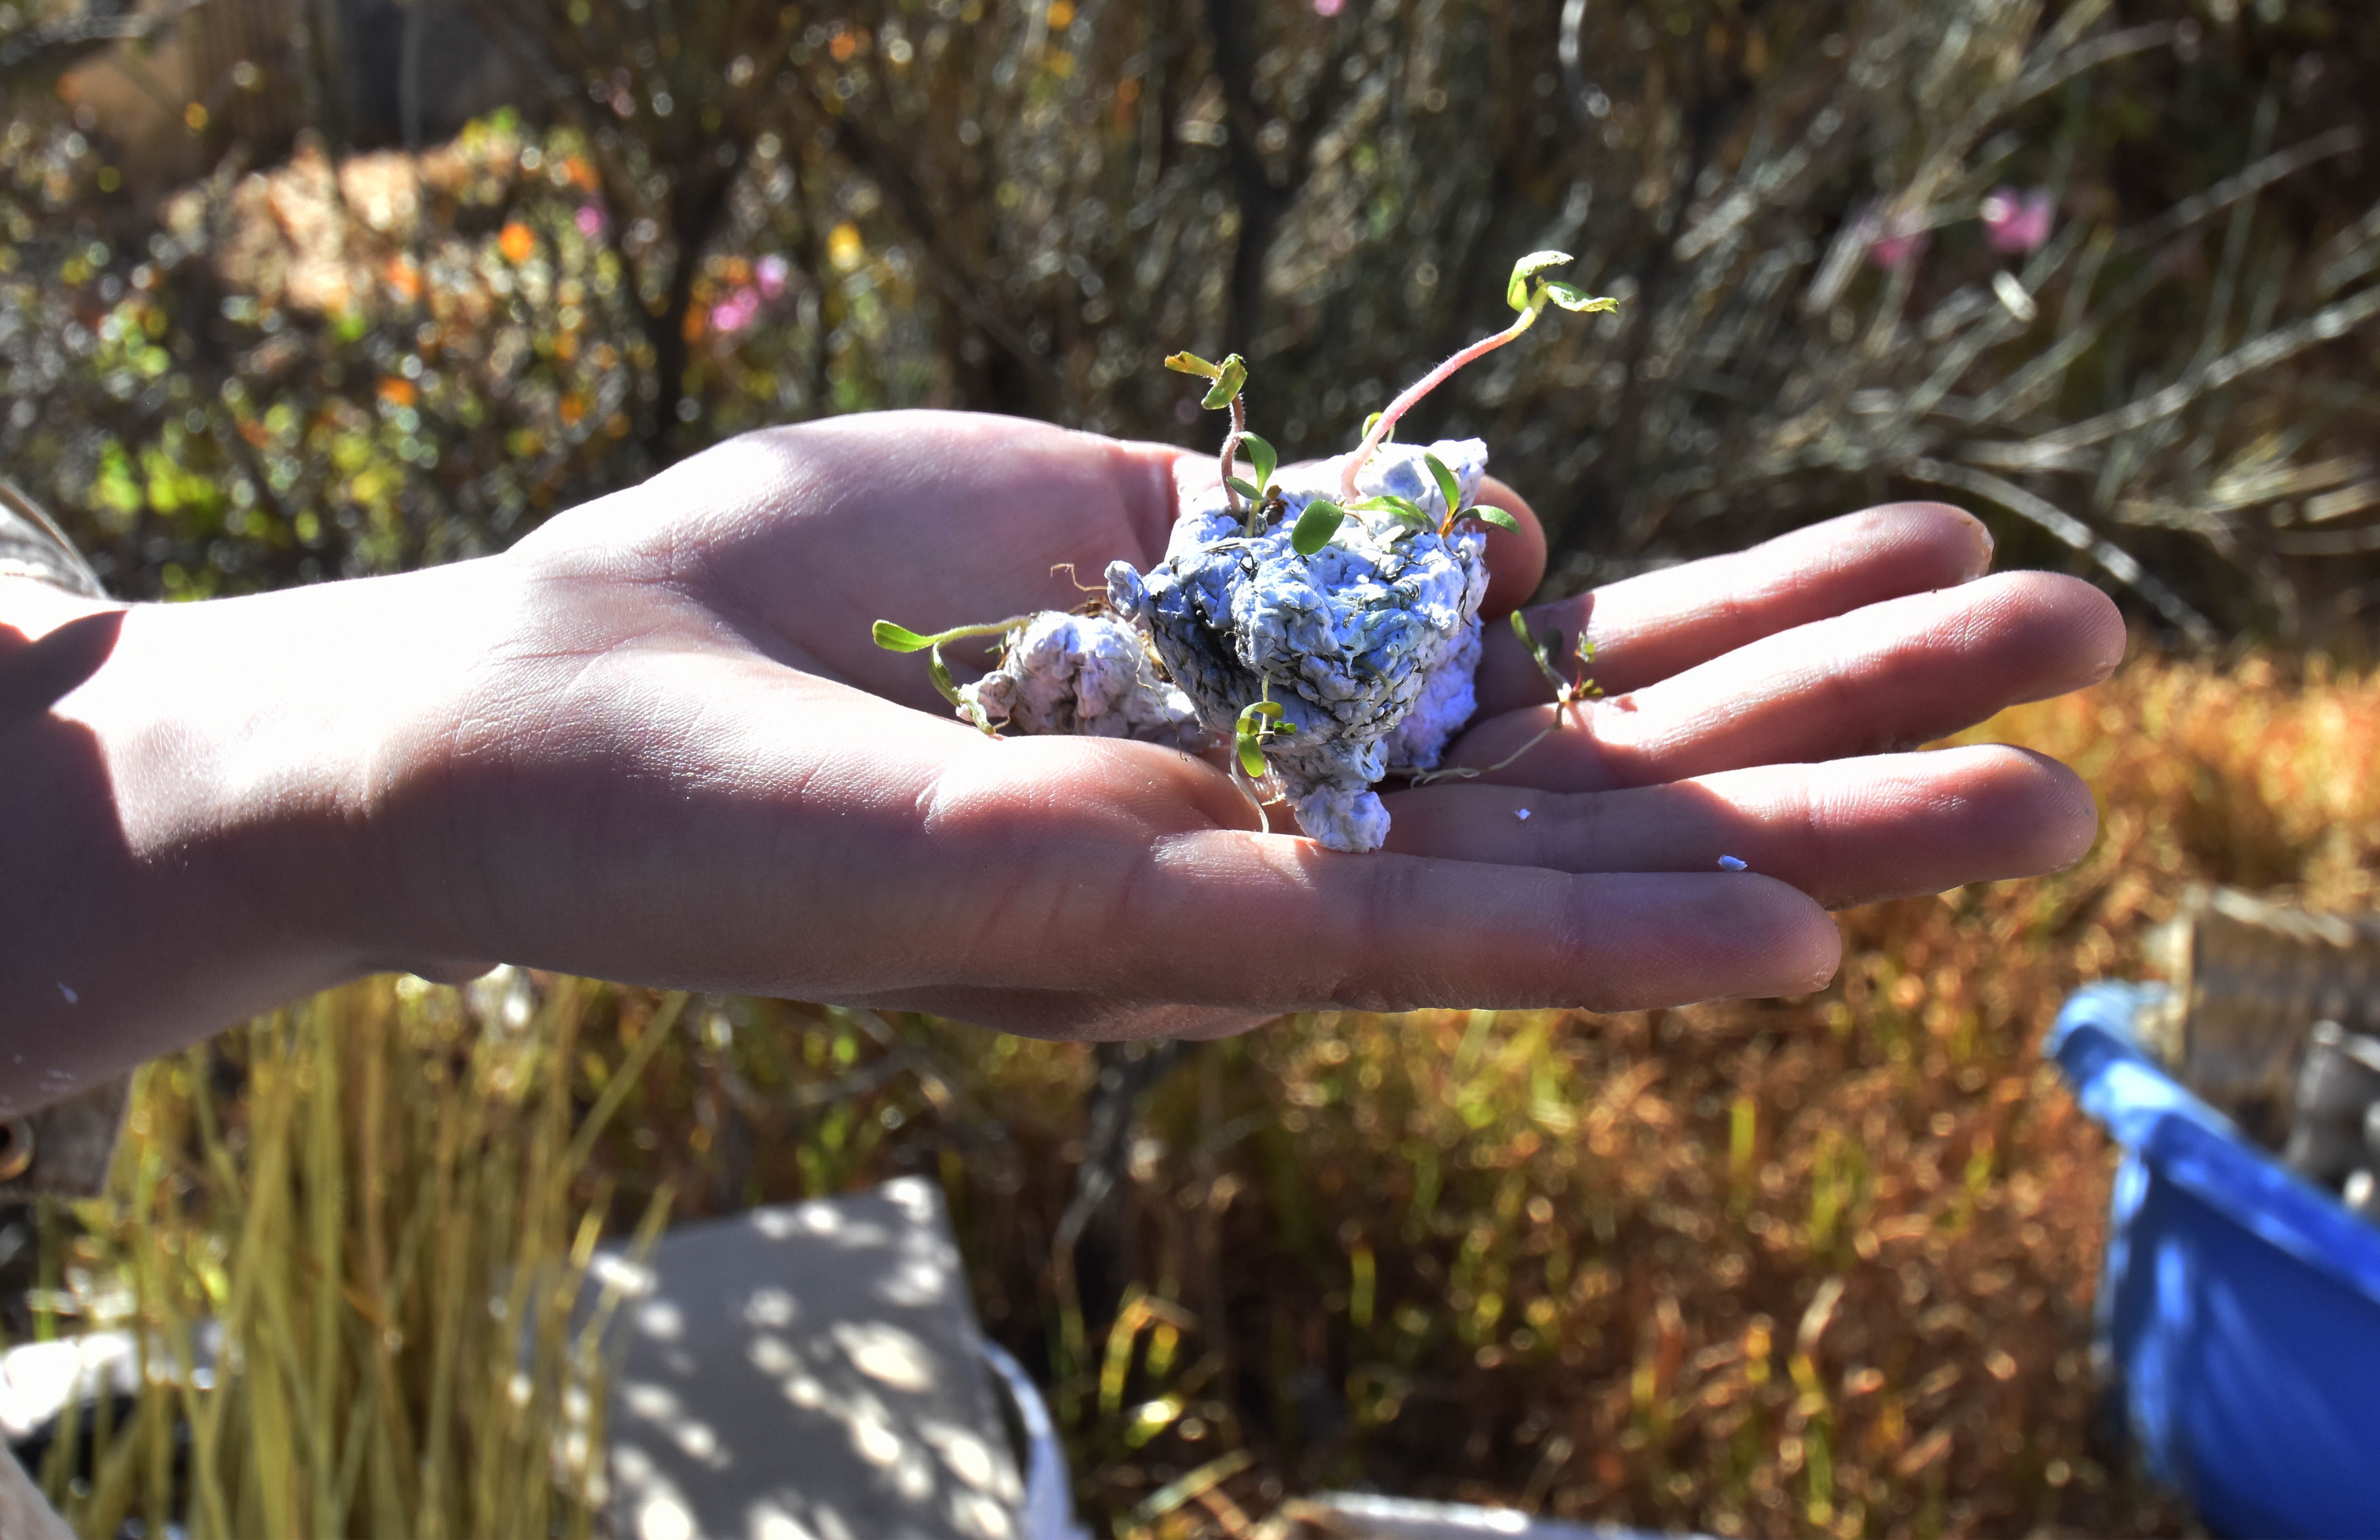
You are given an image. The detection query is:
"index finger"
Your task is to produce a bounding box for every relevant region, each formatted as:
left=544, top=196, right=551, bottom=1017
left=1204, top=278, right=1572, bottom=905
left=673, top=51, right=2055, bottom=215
left=1474, top=503, right=1995, bottom=715
left=889, top=736, right=1844, bottom=1016
left=1104, top=830, right=1845, bottom=1014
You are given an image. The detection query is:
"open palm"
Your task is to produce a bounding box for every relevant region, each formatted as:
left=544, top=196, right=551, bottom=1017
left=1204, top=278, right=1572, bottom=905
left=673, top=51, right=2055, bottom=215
left=335, top=409, right=2113, bottom=1040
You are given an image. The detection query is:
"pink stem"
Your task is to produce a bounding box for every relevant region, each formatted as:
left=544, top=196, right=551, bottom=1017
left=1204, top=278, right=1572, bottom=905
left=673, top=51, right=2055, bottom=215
left=1339, top=311, right=1534, bottom=501
left=1220, top=394, right=1248, bottom=524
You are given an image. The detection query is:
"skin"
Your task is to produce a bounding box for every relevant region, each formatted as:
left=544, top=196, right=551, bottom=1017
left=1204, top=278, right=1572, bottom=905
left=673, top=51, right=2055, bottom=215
left=0, top=410, right=2123, bottom=1111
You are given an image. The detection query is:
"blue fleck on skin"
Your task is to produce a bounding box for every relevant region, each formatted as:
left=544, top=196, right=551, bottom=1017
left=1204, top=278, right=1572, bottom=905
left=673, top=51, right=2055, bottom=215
left=1106, top=439, right=1493, bottom=851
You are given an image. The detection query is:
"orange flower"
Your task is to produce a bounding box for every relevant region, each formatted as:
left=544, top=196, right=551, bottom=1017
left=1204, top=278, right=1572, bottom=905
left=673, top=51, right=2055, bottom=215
left=378, top=376, right=418, bottom=408
left=499, top=222, right=537, bottom=264
left=384, top=255, right=423, bottom=303
left=559, top=393, right=587, bottom=426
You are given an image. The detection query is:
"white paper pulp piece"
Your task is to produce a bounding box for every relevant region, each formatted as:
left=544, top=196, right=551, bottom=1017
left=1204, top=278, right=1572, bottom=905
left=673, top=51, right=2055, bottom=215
left=956, top=611, right=1209, bottom=751
left=932, top=440, right=1495, bottom=855
left=1107, top=439, right=1493, bottom=851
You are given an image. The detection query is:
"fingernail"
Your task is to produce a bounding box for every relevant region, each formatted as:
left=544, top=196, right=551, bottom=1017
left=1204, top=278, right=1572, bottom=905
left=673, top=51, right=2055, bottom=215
left=1965, top=511, right=1995, bottom=576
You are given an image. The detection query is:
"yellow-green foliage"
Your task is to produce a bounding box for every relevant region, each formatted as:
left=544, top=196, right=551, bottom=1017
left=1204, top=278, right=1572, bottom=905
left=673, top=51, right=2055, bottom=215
left=34, top=648, right=2380, bottom=1540
left=36, top=978, right=675, bottom=1539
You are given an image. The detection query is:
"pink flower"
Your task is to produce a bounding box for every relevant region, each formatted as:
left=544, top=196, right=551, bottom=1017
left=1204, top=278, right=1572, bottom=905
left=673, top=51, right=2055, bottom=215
left=1313, top=0, right=1344, bottom=13
left=710, top=288, right=762, bottom=334
left=1852, top=201, right=1929, bottom=273
left=1981, top=187, right=2054, bottom=255
left=756, top=253, right=790, bottom=299
left=574, top=204, right=610, bottom=238
left=1867, top=225, right=1929, bottom=273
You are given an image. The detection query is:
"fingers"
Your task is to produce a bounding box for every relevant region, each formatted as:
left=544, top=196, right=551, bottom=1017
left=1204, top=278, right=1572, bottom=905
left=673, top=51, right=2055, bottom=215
left=1382, top=745, right=2096, bottom=909
left=1126, top=837, right=1844, bottom=1013
left=1474, top=477, right=1546, bottom=616
left=885, top=737, right=1843, bottom=1016
left=1445, top=570, right=2124, bottom=792
left=405, top=652, right=1846, bottom=1032
left=1474, top=502, right=1996, bottom=714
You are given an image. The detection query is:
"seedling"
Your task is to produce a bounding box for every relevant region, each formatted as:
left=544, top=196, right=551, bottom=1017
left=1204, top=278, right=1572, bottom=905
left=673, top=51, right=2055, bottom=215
left=873, top=251, right=1618, bottom=851
left=1337, top=250, right=1616, bottom=502
left=1163, top=351, right=1271, bottom=532
left=1413, top=610, right=1602, bottom=785
left=1234, top=693, right=1294, bottom=780
left=871, top=615, right=1037, bottom=732
left=1230, top=686, right=1297, bottom=833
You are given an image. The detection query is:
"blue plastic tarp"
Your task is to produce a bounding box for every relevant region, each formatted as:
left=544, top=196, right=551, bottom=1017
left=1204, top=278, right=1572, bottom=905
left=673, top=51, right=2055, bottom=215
left=2049, top=983, right=2380, bottom=1538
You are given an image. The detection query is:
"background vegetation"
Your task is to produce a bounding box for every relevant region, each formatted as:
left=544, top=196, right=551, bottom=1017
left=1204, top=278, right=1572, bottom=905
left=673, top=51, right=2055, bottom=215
left=36, top=649, right=2375, bottom=1538
left=9, top=0, right=2380, bottom=1535
left=10, top=0, right=2380, bottom=632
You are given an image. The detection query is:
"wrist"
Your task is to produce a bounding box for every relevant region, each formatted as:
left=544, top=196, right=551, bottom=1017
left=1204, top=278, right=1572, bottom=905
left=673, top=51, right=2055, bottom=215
left=0, top=560, right=511, bottom=1094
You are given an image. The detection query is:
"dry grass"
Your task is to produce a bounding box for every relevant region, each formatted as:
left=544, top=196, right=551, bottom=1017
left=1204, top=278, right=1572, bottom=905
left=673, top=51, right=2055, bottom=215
left=30, top=646, right=2380, bottom=1538
left=27, top=975, right=676, bottom=1538
left=1051, top=645, right=2380, bottom=1540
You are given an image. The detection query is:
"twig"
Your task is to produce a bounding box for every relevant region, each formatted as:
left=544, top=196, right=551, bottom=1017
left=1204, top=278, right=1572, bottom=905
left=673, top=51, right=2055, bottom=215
left=1908, top=459, right=2218, bottom=645
left=2119, top=127, right=2361, bottom=255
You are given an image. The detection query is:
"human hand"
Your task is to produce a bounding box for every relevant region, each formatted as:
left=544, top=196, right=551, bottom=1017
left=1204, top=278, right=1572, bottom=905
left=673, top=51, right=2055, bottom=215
left=2, top=410, right=2119, bottom=1093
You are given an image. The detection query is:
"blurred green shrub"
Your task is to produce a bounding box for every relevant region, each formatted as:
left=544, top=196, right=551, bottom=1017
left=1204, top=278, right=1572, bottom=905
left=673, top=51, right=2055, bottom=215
left=8, top=0, right=2380, bottom=639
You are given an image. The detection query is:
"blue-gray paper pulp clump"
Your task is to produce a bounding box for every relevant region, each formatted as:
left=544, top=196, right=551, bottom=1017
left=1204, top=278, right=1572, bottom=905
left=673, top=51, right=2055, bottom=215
left=1105, top=438, right=1493, bottom=852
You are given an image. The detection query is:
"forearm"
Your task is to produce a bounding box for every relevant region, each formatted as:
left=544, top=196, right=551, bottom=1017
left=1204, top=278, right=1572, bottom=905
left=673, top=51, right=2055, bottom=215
left=0, top=568, right=500, bottom=1110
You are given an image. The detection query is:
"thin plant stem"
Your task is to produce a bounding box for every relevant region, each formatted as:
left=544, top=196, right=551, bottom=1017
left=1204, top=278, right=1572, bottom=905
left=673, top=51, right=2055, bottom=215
left=917, top=616, right=1041, bottom=649
left=1340, top=307, right=1543, bottom=500
left=1221, top=392, right=1249, bottom=526
left=1408, top=697, right=1589, bottom=786
left=1227, top=758, right=1275, bottom=835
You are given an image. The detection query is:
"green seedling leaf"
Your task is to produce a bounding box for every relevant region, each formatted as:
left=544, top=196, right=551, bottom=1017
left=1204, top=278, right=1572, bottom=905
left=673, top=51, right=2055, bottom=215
left=1541, top=280, right=1618, bottom=314
left=1235, top=699, right=1289, bottom=777
left=1509, top=608, right=1544, bottom=659
left=1202, top=354, right=1248, bottom=409
left=1422, top=452, right=1463, bottom=520
left=873, top=620, right=935, bottom=652
left=1232, top=710, right=1266, bottom=776
left=1469, top=506, right=1521, bottom=534
left=1226, top=476, right=1263, bottom=501
left=1507, top=249, right=1575, bottom=310
left=1511, top=610, right=1568, bottom=691
left=1242, top=432, right=1277, bottom=490
left=1291, top=498, right=1348, bottom=555
left=1352, top=493, right=1432, bottom=526
left=927, top=644, right=963, bottom=706
left=1361, top=410, right=1389, bottom=441
left=1164, top=351, right=1222, bottom=379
